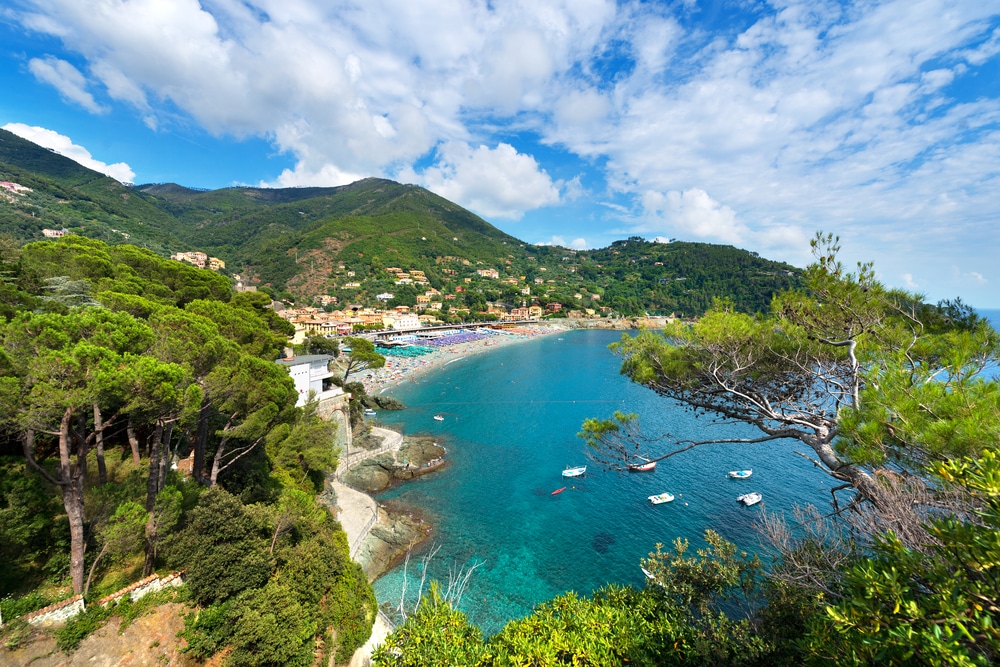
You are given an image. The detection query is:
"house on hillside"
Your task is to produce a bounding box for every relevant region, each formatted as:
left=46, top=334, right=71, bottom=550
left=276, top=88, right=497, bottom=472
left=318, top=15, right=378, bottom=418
left=275, top=353, right=345, bottom=407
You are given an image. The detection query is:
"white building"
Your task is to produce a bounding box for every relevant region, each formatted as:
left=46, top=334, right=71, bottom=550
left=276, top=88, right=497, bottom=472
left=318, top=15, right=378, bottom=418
left=391, top=313, right=421, bottom=330
left=275, top=353, right=345, bottom=407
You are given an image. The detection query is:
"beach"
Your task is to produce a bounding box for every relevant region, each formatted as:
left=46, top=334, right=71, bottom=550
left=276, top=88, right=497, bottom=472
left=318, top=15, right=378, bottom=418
left=355, top=323, right=566, bottom=395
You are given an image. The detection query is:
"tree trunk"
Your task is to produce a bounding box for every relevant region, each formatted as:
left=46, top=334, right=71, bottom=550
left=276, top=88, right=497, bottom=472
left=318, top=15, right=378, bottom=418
left=142, top=513, right=157, bottom=577
left=59, top=407, right=87, bottom=595
left=158, top=422, right=174, bottom=493
left=208, top=438, right=227, bottom=487
left=127, top=418, right=141, bottom=466
left=194, top=396, right=210, bottom=485
left=93, top=402, right=107, bottom=485
left=145, top=421, right=163, bottom=512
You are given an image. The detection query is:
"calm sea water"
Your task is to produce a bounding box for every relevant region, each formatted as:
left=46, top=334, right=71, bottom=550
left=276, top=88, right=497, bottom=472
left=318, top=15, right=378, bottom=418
left=371, top=329, right=835, bottom=633
left=373, top=309, right=1000, bottom=633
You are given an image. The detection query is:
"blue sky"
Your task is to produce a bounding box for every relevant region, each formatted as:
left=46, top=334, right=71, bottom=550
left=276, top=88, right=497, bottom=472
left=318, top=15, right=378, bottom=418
left=1, top=0, right=999, bottom=307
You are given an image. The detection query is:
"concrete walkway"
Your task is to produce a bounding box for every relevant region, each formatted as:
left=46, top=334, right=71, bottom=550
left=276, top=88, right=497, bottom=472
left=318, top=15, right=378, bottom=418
left=335, top=427, right=402, bottom=667
left=333, top=427, right=403, bottom=556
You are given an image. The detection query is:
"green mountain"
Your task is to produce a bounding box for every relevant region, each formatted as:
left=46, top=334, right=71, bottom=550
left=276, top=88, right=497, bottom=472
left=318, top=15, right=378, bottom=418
left=0, top=128, right=802, bottom=316
left=0, top=129, right=182, bottom=253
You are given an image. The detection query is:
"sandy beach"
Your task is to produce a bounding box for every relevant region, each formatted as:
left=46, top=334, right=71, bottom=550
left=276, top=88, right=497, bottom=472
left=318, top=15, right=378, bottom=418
left=355, top=323, right=566, bottom=396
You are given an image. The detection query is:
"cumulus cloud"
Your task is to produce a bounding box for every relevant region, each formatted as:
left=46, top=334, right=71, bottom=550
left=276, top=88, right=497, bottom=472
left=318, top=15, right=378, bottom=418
left=2, top=123, right=136, bottom=183
left=9, top=0, right=1000, bottom=302
left=28, top=56, right=107, bottom=114
left=413, top=142, right=561, bottom=220
left=538, top=235, right=588, bottom=249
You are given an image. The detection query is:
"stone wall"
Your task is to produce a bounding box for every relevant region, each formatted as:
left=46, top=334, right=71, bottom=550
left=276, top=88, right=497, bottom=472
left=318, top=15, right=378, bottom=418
left=318, top=391, right=352, bottom=450
left=98, top=572, right=184, bottom=608
left=22, top=595, right=85, bottom=627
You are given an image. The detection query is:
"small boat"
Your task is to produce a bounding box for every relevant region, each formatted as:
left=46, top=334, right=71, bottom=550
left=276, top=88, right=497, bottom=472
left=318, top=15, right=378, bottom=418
left=728, top=469, right=752, bottom=479
left=648, top=492, right=675, bottom=504
left=737, top=492, right=762, bottom=506
left=628, top=461, right=656, bottom=472
left=562, top=465, right=587, bottom=478
left=363, top=408, right=376, bottom=416
left=551, top=487, right=566, bottom=495
left=433, top=414, right=445, bottom=421
left=640, top=566, right=655, bottom=580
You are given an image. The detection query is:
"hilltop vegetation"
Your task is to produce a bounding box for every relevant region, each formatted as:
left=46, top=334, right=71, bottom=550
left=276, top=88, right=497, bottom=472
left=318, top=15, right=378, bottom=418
left=0, top=236, right=374, bottom=664
left=1, top=128, right=801, bottom=317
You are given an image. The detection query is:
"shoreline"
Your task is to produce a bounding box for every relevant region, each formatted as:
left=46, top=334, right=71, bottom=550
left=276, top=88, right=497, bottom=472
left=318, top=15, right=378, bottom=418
left=356, top=323, right=567, bottom=396
left=338, top=322, right=564, bottom=665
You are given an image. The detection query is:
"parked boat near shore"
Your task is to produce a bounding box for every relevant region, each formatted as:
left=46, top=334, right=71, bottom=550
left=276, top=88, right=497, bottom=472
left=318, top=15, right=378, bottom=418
left=562, top=465, right=587, bottom=478
left=648, top=492, right=675, bottom=504
left=628, top=461, right=656, bottom=472
left=737, top=492, right=762, bottom=506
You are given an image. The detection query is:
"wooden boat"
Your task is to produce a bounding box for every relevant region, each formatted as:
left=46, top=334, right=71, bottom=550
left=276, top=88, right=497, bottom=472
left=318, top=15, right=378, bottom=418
left=433, top=414, right=445, bottom=421
left=562, top=465, right=587, bottom=478
left=551, top=487, right=566, bottom=495
left=648, top=492, right=675, bottom=504
left=628, top=461, right=656, bottom=472
left=737, top=492, right=762, bottom=506
left=728, top=469, right=752, bottom=479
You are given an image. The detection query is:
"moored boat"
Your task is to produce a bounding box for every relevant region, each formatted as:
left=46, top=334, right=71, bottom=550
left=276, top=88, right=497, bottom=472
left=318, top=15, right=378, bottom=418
left=648, top=492, right=674, bottom=504
left=364, top=408, right=376, bottom=416
left=562, top=465, right=587, bottom=478
left=628, top=461, right=656, bottom=472
left=728, top=469, right=752, bottom=479
left=433, top=414, right=445, bottom=421
left=737, top=492, right=762, bottom=506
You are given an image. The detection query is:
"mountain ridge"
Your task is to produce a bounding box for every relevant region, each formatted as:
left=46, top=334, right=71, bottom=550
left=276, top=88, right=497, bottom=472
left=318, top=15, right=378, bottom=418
left=1, top=128, right=802, bottom=316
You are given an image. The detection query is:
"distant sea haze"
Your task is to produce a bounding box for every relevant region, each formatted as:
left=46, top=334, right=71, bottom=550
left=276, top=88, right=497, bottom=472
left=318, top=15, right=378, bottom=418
left=372, top=329, right=835, bottom=634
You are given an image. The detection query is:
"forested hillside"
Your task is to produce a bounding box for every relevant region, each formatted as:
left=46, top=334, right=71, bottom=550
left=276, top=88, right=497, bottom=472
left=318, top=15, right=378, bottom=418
left=0, top=235, right=374, bottom=664
left=1, top=128, right=802, bottom=317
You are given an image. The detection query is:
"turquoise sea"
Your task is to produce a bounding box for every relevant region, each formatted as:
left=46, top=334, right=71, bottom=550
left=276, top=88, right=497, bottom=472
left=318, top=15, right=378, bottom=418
left=373, top=310, right=1000, bottom=633
left=372, top=328, right=836, bottom=633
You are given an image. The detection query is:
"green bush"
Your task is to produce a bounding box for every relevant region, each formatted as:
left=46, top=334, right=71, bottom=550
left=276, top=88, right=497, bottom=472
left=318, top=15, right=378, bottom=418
left=0, top=590, right=55, bottom=621
left=54, top=604, right=112, bottom=652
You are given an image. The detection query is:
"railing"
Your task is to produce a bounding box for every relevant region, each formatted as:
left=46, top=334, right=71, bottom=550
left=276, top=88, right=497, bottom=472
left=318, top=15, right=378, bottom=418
left=350, top=507, right=378, bottom=559
left=338, top=429, right=403, bottom=478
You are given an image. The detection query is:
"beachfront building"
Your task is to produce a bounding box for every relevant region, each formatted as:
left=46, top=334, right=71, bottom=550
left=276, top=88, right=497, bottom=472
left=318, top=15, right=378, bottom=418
left=275, top=352, right=345, bottom=407
left=391, top=313, right=421, bottom=330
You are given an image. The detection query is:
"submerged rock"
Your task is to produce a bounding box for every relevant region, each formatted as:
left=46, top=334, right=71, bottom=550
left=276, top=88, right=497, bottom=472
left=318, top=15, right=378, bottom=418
left=592, top=532, right=616, bottom=554
left=354, top=504, right=430, bottom=581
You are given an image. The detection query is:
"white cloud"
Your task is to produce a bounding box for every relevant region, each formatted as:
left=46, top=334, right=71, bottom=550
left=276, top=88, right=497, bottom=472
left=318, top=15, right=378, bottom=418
left=10, top=0, right=1000, bottom=303
left=902, top=273, right=919, bottom=289
left=413, top=142, right=560, bottom=220
left=2, top=123, right=136, bottom=183
left=28, top=56, right=107, bottom=114
left=536, top=236, right=590, bottom=250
